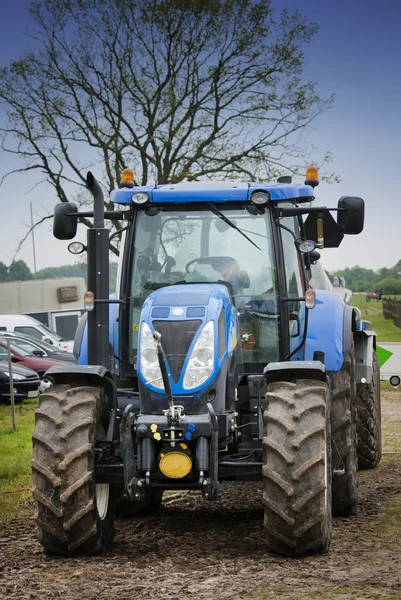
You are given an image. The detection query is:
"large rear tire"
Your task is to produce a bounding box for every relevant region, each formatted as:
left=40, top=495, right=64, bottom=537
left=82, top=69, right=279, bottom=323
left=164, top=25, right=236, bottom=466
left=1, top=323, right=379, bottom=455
left=263, top=379, right=332, bottom=557
left=356, top=352, right=382, bottom=469
left=32, top=384, right=116, bottom=556
left=331, top=347, right=358, bottom=516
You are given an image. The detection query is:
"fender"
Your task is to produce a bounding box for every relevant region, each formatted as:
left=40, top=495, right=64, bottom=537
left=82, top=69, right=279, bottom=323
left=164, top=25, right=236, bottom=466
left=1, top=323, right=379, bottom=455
left=44, top=364, right=119, bottom=442
left=264, top=360, right=327, bottom=384
left=354, top=329, right=376, bottom=385
left=44, top=364, right=118, bottom=410
left=304, top=290, right=345, bottom=372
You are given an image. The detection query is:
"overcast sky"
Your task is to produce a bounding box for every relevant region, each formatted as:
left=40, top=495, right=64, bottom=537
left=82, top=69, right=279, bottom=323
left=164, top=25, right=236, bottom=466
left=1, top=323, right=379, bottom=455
left=0, top=0, right=400, bottom=275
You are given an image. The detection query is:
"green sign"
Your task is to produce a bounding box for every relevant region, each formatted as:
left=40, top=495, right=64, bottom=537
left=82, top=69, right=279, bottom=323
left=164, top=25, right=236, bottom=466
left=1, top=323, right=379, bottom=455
left=376, top=345, right=393, bottom=368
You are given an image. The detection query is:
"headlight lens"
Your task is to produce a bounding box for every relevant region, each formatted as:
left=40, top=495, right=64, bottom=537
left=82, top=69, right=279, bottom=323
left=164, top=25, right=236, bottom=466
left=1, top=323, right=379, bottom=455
left=183, top=321, right=215, bottom=390
left=131, top=192, right=149, bottom=205
left=251, top=191, right=270, bottom=205
left=4, top=371, right=26, bottom=381
left=139, top=322, right=164, bottom=390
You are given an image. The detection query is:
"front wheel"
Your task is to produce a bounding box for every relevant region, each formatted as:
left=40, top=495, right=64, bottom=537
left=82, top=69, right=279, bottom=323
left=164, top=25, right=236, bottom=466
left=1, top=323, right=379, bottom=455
left=263, top=379, right=332, bottom=557
left=32, top=384, right=116, bottom=556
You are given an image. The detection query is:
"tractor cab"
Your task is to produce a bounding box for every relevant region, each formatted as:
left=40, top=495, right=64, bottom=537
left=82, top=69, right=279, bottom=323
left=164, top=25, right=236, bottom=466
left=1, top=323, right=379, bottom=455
left=112, top=179, right=321, bottom=391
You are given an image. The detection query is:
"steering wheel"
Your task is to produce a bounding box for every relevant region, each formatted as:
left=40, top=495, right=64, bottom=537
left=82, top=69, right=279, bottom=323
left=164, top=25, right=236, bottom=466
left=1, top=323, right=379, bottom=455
left=185, top=256, right=240, bottom=275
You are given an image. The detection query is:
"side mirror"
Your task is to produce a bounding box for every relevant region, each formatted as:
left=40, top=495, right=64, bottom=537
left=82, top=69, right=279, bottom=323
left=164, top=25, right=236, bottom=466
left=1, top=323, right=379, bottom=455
left=43, top=337, right=54, bottom=345
left=337, top=196, right=364, bottom=234
left=32, top=349, right=45, bottom=357
left=289, top=312, right=301, bottom=337
left=53, top=202, right=78, bottom=240
left=309, top=250, right=321, bottom=264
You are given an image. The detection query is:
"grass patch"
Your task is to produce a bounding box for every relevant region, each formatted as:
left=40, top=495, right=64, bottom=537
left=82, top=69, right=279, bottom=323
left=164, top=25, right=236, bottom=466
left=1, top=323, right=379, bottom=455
left=0, top=398, right=37, bottom=526
left=381, top=381, right=401, bottom=393
left=350, top=296, right=401, bottom=342
left=362, top=493, right=401, bottom=550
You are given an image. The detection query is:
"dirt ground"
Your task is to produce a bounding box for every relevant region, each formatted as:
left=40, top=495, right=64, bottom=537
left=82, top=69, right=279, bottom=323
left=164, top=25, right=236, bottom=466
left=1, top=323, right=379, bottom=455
left=1, top=391, right=401, bottom=600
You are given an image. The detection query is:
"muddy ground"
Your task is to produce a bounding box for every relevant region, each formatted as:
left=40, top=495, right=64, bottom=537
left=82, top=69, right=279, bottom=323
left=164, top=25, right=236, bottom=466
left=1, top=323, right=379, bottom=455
left=1, top=391, right=401, bottom=600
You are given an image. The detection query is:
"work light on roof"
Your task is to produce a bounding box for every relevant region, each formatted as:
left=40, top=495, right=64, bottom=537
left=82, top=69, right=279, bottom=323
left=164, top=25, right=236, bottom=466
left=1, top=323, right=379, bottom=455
left=131, top=192, right=149, bottom=205
left=251, top=191, right=270, bottom=205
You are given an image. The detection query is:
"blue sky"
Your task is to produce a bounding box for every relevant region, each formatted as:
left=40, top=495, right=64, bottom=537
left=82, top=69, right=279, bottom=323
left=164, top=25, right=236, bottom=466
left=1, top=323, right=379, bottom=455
left=0, top=0, right=400, bottom=275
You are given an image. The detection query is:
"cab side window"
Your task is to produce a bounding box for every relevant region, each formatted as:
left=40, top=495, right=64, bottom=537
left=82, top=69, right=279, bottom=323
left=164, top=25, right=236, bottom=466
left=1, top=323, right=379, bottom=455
left=281, top=217, right=305, bottom=298
left=280, top=216, right=306, bottom=347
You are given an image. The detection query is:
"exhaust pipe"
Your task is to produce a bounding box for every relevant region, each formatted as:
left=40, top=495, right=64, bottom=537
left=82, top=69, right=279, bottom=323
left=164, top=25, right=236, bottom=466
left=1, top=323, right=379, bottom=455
left=87, top=171, right=105, bottom=229
left=86, top=172, right=109, bottom=368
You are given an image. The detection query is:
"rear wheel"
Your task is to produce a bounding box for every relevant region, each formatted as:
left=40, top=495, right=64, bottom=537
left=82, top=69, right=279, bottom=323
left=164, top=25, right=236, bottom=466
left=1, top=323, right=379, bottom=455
left=263, top=379, right=332, bottom=557
left=356, top=352, right=382, bottom=469
left=32, top=384, right=116, bottom=556
left=331, top=347, right=358, bottom=516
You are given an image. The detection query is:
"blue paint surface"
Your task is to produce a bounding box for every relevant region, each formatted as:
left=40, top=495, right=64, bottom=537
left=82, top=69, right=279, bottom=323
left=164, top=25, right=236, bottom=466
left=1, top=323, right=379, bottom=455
left=138, top=283, right=238, bottom=395
left=304, top=290, right=345, bottom=372
left=111, top=181, right=314, bottom=205
left=77, top=301, right=119, bottom=374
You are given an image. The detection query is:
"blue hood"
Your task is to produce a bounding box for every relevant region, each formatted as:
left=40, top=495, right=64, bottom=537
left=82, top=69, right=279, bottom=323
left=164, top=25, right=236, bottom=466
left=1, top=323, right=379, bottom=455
left=138, top=283, right=238, bottom=395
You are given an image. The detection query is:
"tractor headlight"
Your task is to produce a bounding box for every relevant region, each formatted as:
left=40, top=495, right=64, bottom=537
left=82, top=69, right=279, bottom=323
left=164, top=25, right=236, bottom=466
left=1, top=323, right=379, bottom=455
left=251, top=191, right=270, bottom=205
left=139, top=322, right=164, bottom=390
left=183, top=321, right=215, bottom=390
left=131, top=192, right=149, bottom=205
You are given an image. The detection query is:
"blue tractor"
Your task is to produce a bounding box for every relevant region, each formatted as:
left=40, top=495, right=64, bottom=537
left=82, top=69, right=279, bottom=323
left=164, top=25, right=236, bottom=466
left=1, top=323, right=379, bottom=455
left=32, top=167, right=381, bottom=557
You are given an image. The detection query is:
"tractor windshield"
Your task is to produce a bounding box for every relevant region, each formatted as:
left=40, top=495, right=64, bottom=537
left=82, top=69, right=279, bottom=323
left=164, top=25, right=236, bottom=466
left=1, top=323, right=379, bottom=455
left=129, top=205, right=279, bottom=372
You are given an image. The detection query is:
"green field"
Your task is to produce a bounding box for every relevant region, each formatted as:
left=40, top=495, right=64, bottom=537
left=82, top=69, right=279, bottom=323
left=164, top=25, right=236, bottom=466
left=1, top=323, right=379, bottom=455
left=0, top=399, right=38, bottom=526
left=350, top=296, right=401, bottom=342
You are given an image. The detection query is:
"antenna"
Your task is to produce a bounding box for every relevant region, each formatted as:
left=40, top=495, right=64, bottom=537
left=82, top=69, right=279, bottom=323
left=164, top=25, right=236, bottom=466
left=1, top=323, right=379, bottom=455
left=154, top=163, right=158, bottom=189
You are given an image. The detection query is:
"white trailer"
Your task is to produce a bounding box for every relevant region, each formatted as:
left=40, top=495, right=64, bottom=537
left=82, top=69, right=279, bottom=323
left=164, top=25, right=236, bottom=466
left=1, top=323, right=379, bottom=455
left=376, top=342, right=401, bottom=387
left=0, top=278, right=85, bottom=341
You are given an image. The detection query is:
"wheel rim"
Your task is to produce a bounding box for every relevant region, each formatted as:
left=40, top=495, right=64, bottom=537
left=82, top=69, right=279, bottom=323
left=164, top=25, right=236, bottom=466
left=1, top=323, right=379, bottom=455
left=96, top=483, right=110, bottom=521
left=95, top=425, right=109, bottom=521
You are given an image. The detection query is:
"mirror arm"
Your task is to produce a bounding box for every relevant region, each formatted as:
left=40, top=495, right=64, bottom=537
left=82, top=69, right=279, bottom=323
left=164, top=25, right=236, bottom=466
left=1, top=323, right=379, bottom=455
left=274, top=206, right=346, bottom=218
left=66, top=210, right=130, bottom=220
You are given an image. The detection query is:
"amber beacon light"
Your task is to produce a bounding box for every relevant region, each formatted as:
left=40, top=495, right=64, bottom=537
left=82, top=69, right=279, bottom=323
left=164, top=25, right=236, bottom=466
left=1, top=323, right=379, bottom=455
left=119, top=168, right=135, bottom=189
left=305, top=165, right=319, bottom=188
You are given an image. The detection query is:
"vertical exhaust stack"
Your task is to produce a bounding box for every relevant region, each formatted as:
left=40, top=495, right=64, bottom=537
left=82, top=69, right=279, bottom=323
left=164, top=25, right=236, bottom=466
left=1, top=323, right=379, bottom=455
left=86, top=172, right=110, bottom=368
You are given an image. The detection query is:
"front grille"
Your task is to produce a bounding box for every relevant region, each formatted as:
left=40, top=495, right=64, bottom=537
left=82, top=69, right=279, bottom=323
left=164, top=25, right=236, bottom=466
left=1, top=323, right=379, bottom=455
left=152, top=320, right=202, bottom=383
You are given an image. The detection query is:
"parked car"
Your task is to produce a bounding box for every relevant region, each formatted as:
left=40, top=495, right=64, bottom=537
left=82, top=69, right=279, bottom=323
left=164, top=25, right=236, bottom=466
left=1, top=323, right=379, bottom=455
left=0, top=359, right=40, bottom=402
left=0, top=332, right=77, bottom=363
left=0, top=339, right=69, bottom=379
left=0, top=314, right=74, bottom=352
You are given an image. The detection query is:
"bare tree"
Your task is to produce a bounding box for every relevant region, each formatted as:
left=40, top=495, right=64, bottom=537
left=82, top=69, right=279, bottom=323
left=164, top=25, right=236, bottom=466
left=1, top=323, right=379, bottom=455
left=0, top=0, right=334, bottom=254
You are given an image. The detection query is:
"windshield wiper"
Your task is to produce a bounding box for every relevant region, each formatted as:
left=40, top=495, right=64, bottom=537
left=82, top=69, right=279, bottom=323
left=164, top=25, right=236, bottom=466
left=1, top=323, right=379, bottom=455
left=206, top=203, right=261, bottom=251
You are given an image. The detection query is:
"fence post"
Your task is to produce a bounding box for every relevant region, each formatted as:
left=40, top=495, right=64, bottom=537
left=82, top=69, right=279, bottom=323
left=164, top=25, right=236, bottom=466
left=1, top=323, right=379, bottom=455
left=6, top=338, right=16, bottom=431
